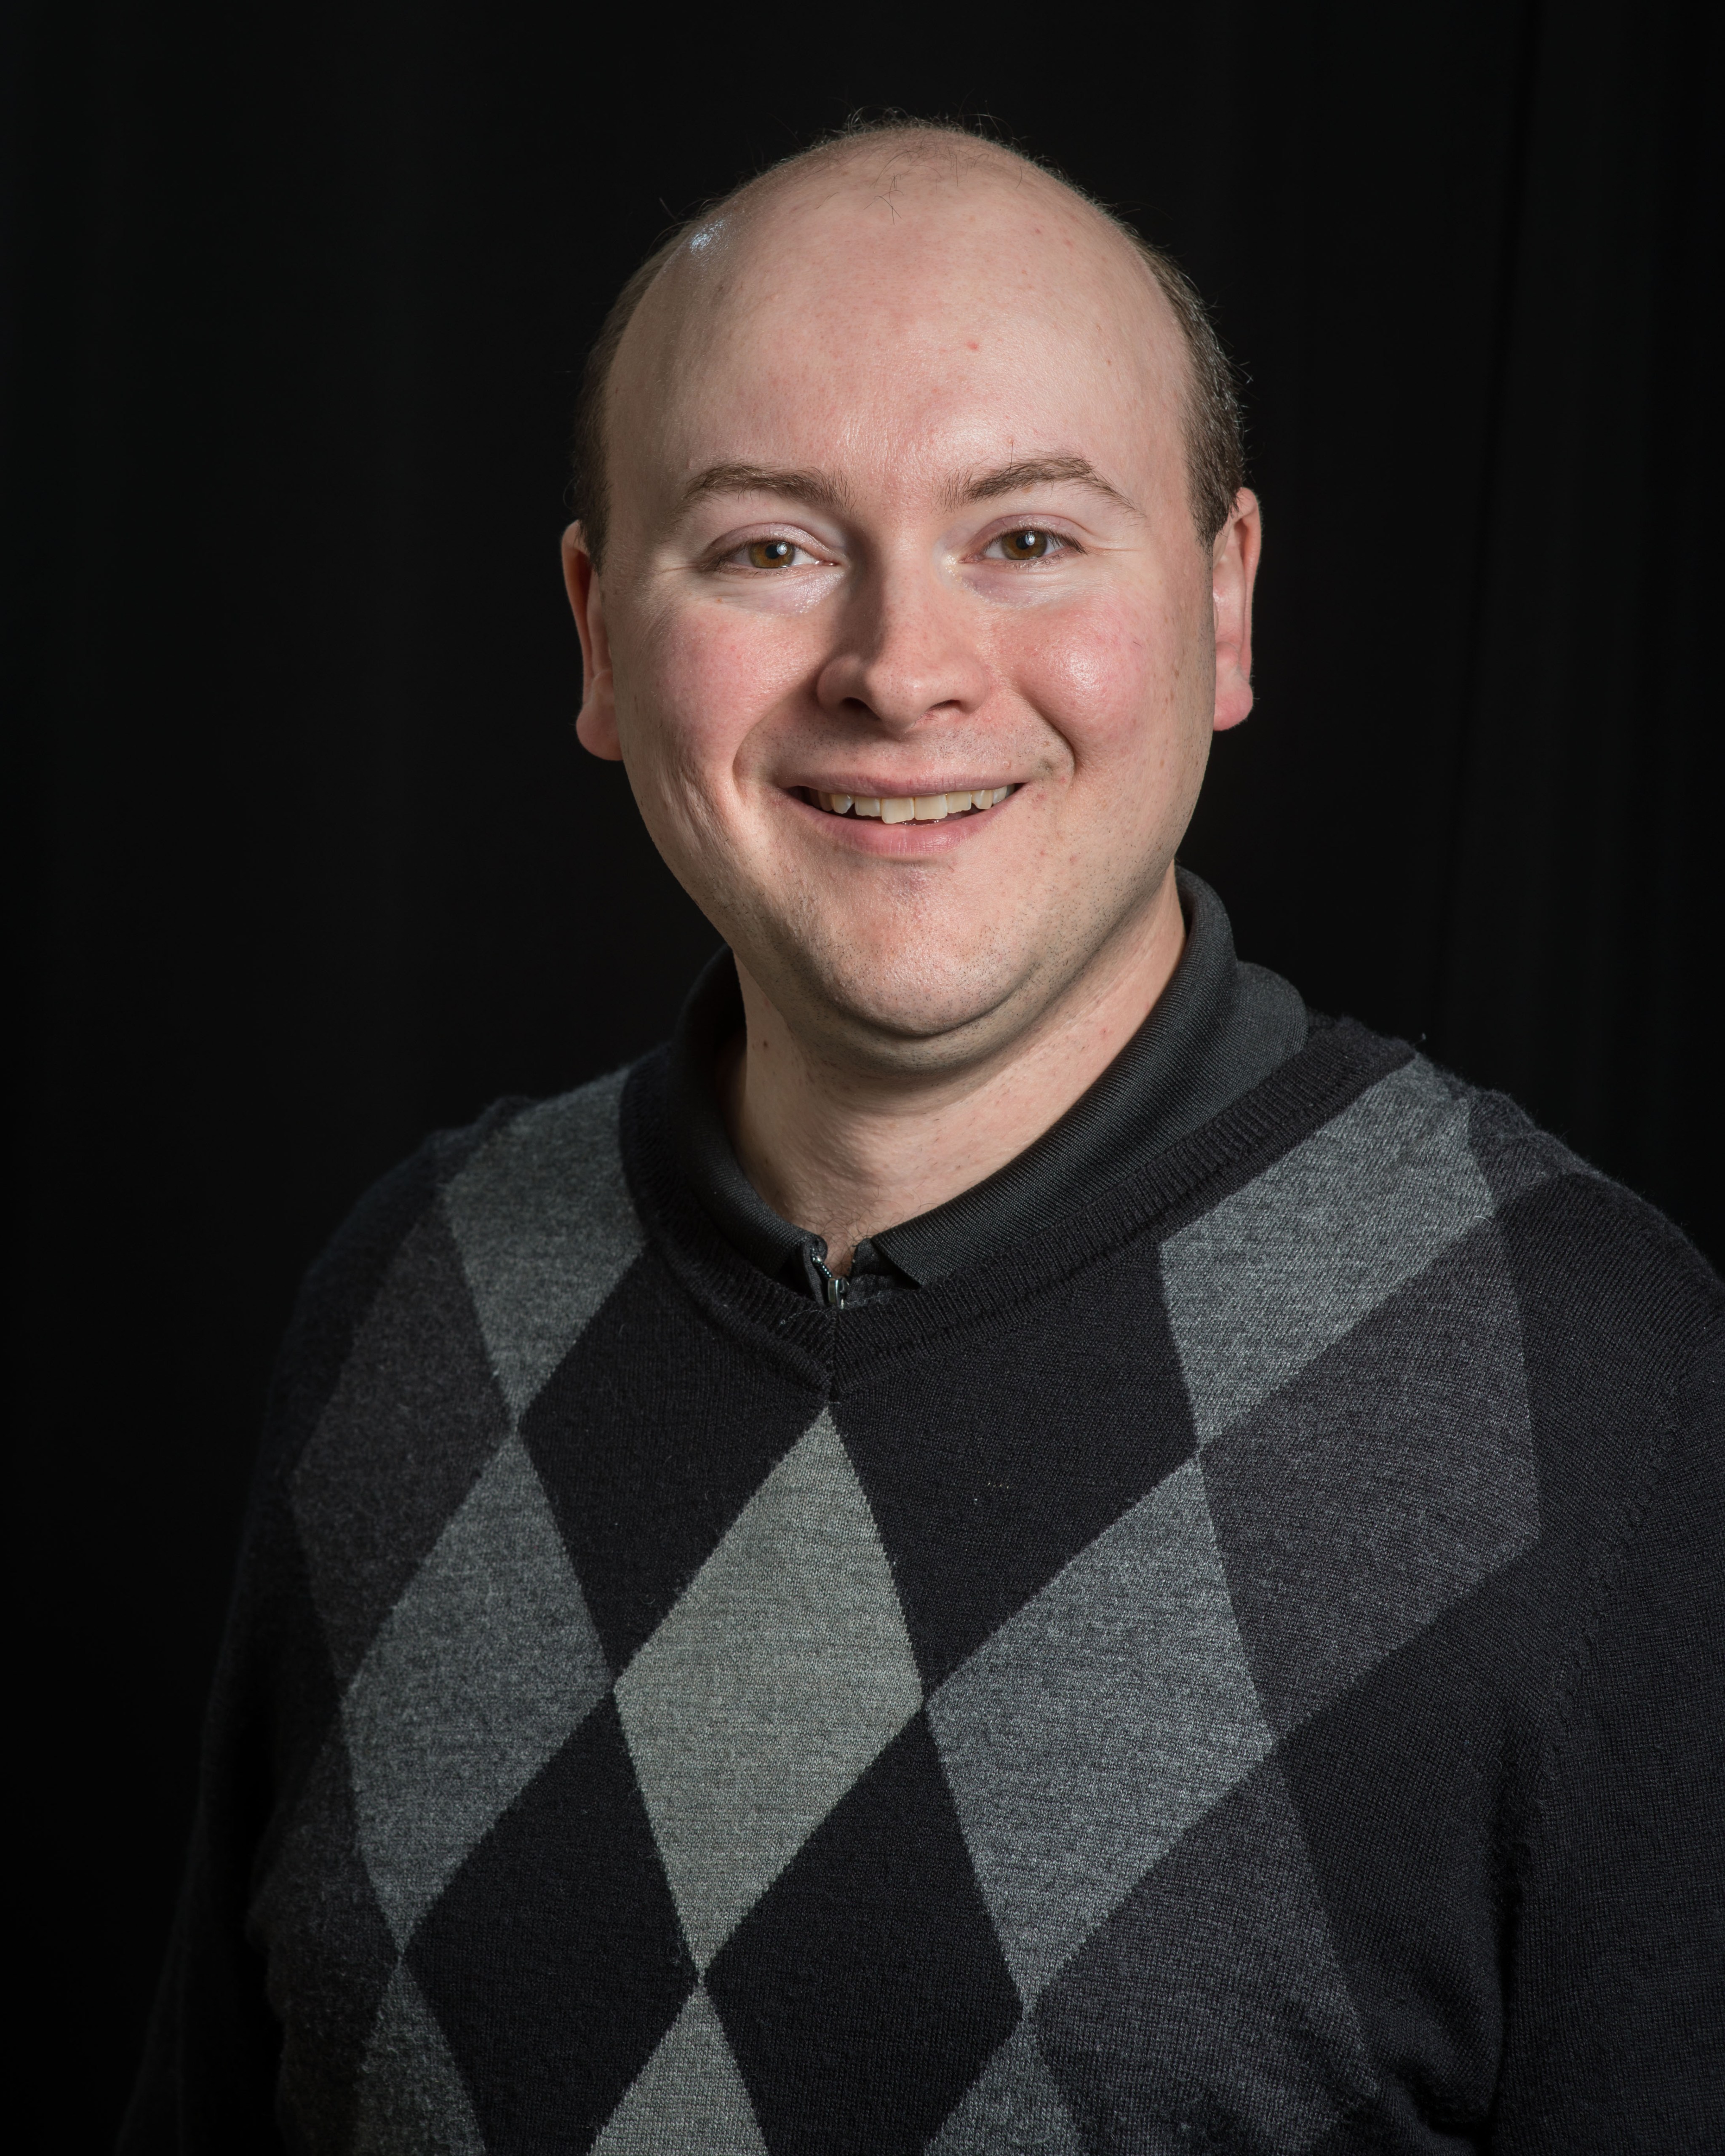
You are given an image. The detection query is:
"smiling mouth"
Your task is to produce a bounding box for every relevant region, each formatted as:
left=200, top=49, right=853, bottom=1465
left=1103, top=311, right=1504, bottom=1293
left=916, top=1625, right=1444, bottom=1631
left=802, top=785, right=1015, bottom=824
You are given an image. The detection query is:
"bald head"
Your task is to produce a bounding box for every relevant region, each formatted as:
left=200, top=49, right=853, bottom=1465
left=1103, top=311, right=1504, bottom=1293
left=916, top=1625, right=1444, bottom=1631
left=571, top=124, right=1242, bottom=566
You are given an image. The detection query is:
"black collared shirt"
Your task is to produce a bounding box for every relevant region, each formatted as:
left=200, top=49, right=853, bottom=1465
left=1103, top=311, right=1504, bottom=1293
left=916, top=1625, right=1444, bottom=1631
left=667, top=869, right=1309, bottom=1304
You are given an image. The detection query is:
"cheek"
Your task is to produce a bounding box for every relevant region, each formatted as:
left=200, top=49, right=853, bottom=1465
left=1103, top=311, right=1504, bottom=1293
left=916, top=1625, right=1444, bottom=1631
left=1001, top=593, right=1189, bottom=773
left=618, top=603, right=813, bottom=801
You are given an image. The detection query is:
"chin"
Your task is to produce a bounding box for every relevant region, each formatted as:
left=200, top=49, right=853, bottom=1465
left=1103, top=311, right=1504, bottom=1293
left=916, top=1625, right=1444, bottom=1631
left=772, top=925, right=1041, bottom=1067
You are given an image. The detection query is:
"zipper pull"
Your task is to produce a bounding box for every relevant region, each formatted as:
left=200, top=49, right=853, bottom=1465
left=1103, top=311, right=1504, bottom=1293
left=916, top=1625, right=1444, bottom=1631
left=814, top=1257, right=848, bottom=1309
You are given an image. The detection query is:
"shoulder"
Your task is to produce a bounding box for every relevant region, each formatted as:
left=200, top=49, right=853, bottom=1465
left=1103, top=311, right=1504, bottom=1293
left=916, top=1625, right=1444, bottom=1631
left=262, top=1066, right=647, bottom=1483
left=1288, top=1028, right=1715, bottom=1330
left=1164, top=1033, right=1722, bottom=1731
left=246, top=1068, right=654, bottom=1685
left=1168, top=1031, right=1720, bottom=1461
left=1351, top=1041, right=1722, bottom=1437
left=1441, top=1062, right=1722, bottom=1386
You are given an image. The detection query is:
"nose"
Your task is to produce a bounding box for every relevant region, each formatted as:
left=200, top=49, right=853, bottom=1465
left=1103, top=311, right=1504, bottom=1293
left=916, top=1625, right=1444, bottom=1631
left=814, top=554, right=993, bottom=734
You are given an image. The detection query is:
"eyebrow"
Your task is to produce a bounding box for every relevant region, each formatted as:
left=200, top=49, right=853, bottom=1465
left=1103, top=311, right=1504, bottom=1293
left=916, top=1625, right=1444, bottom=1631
left=956, top=457, right=1138, bottom=513
left=676, top=454, right=1137, bottom=518
left=679, top=463, right=850, bottom=512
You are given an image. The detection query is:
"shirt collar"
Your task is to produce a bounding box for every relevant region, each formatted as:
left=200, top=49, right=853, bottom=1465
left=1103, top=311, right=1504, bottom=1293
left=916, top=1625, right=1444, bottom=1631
left=665, top=869, right=1307, bottom=1298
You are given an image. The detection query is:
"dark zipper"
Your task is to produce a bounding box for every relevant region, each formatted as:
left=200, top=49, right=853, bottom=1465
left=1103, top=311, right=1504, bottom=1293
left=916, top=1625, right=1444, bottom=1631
left=813, top=1257, right=848, bottom=1309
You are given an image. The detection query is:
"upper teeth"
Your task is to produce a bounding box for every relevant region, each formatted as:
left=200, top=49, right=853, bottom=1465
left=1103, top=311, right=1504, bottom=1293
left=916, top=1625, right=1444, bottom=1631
left=814, top=787, right=1012, bottom=821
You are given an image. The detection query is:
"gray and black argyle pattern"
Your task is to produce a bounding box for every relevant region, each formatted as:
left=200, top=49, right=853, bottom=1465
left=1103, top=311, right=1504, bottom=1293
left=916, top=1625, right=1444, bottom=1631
left=129, top=1016, right=1725, bottom=2154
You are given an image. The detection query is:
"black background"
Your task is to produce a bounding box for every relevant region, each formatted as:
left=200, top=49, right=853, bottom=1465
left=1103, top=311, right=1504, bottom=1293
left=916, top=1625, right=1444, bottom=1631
left=8, top=0, right=1720, bottom=2141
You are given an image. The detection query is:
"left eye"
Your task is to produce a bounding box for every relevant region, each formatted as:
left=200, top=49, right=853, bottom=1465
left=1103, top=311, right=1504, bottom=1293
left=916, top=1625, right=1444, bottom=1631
left=742, top=538, right=805, bottom=569
left=992, top=528, right=1059, bottom=561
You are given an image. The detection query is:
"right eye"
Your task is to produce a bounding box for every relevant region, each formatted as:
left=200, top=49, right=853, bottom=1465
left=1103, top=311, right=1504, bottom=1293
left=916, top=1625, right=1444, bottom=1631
left=743, top=538, right=804, bottom=569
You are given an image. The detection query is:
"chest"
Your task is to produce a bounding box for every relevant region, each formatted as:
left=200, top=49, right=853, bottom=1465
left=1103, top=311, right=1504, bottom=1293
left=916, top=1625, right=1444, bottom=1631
left=259, top=1215, right=1540, bottom=2153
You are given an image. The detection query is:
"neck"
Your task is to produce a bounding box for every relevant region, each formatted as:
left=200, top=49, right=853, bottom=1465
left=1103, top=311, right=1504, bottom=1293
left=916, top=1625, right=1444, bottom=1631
left=719, top=868, right=1187, bottom=1272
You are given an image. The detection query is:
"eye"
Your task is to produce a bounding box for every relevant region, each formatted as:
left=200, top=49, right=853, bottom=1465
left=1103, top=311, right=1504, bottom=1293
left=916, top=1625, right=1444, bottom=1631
left=744, top=537, right=803, bottom=570
left=990, top=527, right=1062, bottom=562
left=709, top=532, right=833, bottom=577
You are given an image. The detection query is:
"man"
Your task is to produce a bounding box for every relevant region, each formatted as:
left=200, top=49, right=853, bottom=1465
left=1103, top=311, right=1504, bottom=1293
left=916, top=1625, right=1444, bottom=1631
left=127, top=122, right=1722, bottom=2153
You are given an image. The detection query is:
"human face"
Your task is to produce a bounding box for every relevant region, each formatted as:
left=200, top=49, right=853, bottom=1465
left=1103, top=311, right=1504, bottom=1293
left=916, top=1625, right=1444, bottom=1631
left=566, top=159, right=1259, bottom=1075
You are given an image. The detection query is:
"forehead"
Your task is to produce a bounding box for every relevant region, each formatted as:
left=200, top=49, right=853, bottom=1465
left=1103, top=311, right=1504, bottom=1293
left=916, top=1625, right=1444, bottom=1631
left=607, top=152, right=1186, bottom=501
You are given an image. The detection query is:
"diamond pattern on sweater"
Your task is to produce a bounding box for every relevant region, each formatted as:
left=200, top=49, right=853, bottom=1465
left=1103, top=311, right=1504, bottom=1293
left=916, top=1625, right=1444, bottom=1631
left=250, top=1041, right=1581, bottom=2154
left=1467, top=1090, right=1588, bottom=1212
left=1163, top=1059, right=1493, bottom=1445
left=615, top=1409, right=922, bottom=1972
left=927, top=2024, right=1086, bottom=2154
left=594, top=1986, right=767, bottom=2155
left=350, top=1962, right=485, bottom=2156
left=443, top=1069, right=644, bottom=1422
left=1035, top=1757, right=1376, bottom=2155
left=929, top=1456, right=1274, bottom=2005
left=409, top=1693, right=696, bottom=2150
left=707, top=1713, right=1020, bottom=2156
left=836, top=1259, right=1196, bottom=1691
left=524, top=1256, right=822, bottom=1674
left=291, top=1204, right=510, bottom=1686
left=343, top=1432, right=610, bottom=1948
left=1203, top=1218, right=1538, bottom=1735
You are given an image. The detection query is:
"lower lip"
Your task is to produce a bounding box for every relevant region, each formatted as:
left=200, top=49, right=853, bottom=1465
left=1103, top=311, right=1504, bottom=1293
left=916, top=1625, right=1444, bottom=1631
left=784, top=789, right=1014, bottom=854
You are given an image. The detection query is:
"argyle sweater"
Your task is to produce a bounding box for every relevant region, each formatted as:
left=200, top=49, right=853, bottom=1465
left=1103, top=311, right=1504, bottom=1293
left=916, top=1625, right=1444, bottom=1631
left=124, top=1018, right=1725, bottom=2154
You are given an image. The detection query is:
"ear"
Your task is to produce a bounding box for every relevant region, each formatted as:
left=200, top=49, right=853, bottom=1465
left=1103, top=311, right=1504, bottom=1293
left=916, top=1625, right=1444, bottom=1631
left=562, top=523, right=622, bottom=760
left=1212, top=488, right=1262, bottom=733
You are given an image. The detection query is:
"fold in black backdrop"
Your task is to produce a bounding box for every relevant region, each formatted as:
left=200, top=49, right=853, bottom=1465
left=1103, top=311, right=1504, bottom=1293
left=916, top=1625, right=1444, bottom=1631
left=9, top=0, right=1720, bottom=2138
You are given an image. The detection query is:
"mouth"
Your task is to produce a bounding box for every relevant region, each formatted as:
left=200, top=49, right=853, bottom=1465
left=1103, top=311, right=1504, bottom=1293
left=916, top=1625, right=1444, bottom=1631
left=800, top=785, right=1016, bottom=825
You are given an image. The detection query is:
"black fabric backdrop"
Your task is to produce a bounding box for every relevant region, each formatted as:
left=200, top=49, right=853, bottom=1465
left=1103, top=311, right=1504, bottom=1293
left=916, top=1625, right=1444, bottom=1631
left=8, top=0, right=1721, bottom=2140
